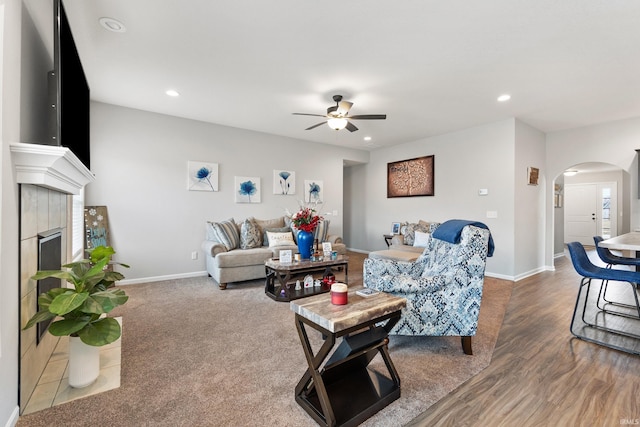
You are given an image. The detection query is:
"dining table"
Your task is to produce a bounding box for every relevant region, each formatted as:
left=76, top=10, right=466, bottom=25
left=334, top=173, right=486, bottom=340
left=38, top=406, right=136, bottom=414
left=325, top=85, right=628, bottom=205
left=598, top=232, right=640, bottom=255
left=598, top=231, right=640, bottom=271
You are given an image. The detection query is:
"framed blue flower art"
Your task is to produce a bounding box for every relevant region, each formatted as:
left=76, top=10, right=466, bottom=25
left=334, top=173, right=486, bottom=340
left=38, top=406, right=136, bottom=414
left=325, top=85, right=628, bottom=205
left=235, top=176, right=261, bottom=203
left=188, top=161, right=218, bottom=192
left=273, top=170, right=296, bottom=195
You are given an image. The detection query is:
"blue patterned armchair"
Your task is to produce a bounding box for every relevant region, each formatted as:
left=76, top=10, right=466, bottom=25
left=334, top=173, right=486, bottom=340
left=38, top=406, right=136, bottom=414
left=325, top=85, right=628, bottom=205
left=363, top=223, right=491, bottom=355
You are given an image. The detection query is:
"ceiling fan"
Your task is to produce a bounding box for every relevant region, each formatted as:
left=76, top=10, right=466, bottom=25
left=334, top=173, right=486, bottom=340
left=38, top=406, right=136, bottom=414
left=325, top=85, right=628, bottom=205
left=293, top=95, right=386, bottom=132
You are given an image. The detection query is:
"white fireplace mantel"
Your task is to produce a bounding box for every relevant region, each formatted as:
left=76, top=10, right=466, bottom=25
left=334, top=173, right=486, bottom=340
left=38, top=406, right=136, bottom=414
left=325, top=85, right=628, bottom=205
left=10, top=142, right=95, bottom=195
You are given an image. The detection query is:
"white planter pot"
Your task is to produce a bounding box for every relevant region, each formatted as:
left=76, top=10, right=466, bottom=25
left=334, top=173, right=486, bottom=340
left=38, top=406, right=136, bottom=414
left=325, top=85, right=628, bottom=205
left=68, top=336, right=100, bottom=388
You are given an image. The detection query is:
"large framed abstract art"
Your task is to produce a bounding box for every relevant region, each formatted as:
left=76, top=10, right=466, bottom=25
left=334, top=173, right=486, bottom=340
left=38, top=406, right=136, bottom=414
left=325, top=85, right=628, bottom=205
left=387, top=155, right=434, bottom=198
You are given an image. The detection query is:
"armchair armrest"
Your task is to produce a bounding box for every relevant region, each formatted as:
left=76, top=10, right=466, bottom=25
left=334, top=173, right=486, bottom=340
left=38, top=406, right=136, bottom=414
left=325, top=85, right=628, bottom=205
left=363, top=257, right=430, bottom=291
left=365, top=270, right=450, bottom=294
left=201, top=240, right=228, bottom=257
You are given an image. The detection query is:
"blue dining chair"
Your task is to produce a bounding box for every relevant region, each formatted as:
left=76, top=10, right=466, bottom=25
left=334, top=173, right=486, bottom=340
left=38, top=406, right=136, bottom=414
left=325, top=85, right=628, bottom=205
left=566, top=242, right=640, bottom=350
left=593, top=236, right=640, bottom=311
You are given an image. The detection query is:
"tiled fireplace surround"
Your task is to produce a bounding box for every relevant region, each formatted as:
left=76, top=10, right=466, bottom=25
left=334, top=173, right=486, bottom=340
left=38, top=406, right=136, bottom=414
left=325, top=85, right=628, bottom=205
left=19, top=184, right=69, bottom=409
left=11, top=142, right=95, bottom=412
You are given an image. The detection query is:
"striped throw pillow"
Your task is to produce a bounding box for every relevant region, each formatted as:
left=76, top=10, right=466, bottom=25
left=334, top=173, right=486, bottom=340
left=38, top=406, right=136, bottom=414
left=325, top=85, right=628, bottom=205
left=211, top=219, right=240, bottom=251
left=313, top=220, right=330, bottom=243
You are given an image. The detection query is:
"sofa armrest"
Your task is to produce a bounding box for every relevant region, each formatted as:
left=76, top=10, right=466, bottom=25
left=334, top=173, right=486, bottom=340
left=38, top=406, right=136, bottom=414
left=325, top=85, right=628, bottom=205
left=326, top=234, right=343, bottom=244
left=201, top=240, right=228, bottom=257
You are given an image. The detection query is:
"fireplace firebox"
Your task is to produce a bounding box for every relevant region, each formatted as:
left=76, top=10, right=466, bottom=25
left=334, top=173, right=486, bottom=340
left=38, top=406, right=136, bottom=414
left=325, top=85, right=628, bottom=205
left=37, top=229, right=62, bottom=343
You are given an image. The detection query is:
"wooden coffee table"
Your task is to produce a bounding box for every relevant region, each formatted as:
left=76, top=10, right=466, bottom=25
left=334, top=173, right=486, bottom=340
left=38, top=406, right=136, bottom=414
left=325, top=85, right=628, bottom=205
left=264, top=255, right=349, bottom=302
left=291, top=289, right=406, bottom=427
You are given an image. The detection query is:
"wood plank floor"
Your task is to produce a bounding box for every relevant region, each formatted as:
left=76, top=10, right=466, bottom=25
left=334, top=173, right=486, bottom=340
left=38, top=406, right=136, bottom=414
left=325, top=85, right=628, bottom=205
left=407, top=252, right=640, bottom=427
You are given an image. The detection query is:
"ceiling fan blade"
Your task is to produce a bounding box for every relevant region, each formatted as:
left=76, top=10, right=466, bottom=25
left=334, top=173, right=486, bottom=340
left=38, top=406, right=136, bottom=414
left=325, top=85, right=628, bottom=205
left=348, top=114, right=387, bottom=120
left=293, top=113, right=327, bottom=118
left=305, top=121, right=327, bottom=130
left=337, top=101, right=353, bottom=115
left=345, top=121, right=358, bottom=132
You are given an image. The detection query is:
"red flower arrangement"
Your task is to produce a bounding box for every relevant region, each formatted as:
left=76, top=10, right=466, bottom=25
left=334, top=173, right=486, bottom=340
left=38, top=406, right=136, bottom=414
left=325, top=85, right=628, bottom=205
left=291, top=207, right=323, bottom=233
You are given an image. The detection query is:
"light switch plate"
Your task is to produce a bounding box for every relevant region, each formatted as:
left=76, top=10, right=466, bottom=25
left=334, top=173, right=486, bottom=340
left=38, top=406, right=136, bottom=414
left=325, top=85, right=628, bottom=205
left=486, top=211, right=498, bottom=218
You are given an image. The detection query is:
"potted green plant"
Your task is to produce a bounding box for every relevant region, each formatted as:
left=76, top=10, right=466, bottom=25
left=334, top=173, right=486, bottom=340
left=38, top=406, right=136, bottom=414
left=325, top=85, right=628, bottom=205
left=23, top=245, right=129, bottom=388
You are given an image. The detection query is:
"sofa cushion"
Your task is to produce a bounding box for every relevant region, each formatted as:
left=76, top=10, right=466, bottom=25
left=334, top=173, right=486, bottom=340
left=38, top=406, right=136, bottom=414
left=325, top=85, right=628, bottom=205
left=413, top=230, right=431, bottom=248
left=401, top=223, right=430, bottom=246
left=267, top=231, right=295, bottom=247
left=240, top=218, right=262, bottom=249
left=215, top=247, right=274, bottom=268
left=210, top=219, right=240, bottom=250
left=255, top=217, right=286, bottom=232
left=263, top=226, right=291, bottom=246
left=369, top=249, right=420, bottom=262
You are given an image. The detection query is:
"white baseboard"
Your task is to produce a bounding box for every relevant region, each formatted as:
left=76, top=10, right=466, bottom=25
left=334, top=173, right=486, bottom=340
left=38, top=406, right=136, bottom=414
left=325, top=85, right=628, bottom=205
left=345, top=247, right=369, bottom=254
left=5, top=405, right=19, bottom=427
left=118, top=271, right=208, bottom=286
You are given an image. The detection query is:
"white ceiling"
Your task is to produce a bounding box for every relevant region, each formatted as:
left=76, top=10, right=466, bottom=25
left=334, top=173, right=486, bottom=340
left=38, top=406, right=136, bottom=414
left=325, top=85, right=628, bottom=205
left=59, top=0, right=640, bottom=151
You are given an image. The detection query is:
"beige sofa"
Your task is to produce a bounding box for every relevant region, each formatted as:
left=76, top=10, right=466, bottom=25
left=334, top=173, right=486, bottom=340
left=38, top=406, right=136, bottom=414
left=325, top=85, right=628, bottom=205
left=369, top=220, right=440, bottom=262
left=202, top=216, right=346, bottom=289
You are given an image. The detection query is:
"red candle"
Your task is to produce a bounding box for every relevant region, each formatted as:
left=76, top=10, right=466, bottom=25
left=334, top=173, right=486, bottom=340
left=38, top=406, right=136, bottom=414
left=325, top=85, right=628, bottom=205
left=331, top=283, right=348, bottom=305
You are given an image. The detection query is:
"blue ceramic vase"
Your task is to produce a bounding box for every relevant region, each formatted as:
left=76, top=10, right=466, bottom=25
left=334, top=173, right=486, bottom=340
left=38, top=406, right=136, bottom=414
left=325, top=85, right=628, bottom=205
left=297, top=230, right=314, bottom=259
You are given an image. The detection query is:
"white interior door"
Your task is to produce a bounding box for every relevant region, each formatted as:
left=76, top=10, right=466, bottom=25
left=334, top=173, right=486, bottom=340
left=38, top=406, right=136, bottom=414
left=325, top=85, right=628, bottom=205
left=564, top=184, right=597, bottom=245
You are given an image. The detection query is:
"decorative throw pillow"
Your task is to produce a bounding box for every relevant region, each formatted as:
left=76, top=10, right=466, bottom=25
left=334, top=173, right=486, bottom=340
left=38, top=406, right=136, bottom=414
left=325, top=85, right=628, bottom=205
left=264, top=227, right=292, bottom=246
left=211, top=219, right=240, bottom=251
left=313, top=220, right=330, bottom=243
left=266, top=231, right=294, bottom=248
left=413, top=230, right=431, bottom=248
left=403, top=223, right=429, bottom=246
left=240, top=218, right=262, bottom=249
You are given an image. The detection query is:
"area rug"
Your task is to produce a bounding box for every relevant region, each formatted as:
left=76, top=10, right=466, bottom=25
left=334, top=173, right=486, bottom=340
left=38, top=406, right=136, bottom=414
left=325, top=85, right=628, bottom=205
left=17, top=263, right=512, bottom=427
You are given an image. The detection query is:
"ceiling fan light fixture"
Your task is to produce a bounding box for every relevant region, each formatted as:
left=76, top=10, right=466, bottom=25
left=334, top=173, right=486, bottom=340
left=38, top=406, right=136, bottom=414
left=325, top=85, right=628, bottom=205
left=327, top=118, right=348, bottom=130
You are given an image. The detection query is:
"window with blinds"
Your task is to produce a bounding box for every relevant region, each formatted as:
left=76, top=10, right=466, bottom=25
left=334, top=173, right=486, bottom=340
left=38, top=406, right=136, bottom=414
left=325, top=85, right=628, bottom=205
left=71, top=188, right=85, bottom=260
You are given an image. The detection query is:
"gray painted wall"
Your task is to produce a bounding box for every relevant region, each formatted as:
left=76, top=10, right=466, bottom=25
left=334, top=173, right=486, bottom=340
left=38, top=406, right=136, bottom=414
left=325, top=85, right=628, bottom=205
left=545, top=116, right=640, bottom=268
left=86, top=102, right=368, bottom=282
left=345, top=119, right=521, bottom=279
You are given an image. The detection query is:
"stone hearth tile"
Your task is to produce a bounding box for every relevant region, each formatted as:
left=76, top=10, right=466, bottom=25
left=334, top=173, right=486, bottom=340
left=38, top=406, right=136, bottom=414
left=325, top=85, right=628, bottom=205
left=53, top=364, right=121, bottom=406
left=39, top=358, right=68, bottom=384
left=21, top=381, right=59, bottom=415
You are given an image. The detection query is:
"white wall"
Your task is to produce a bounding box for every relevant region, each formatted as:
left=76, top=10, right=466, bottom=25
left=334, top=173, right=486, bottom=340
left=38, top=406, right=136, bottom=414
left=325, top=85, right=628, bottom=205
left=345, top=119, right=517, bottom=278
left=87, top=102, right=368, bottom=282
left=545, top=116, right=640, bottom=267
left=2, top=0, right=25, bottom=425
left=513, top=120, right=546, bottom=279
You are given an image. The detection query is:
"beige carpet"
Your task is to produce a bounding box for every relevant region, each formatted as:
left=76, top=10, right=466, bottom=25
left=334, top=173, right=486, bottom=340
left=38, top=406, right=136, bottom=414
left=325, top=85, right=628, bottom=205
left=17, top=253, right=513, bottom=427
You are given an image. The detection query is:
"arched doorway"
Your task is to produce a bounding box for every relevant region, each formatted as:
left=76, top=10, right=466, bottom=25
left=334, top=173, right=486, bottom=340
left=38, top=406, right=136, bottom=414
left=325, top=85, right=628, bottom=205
left=553, top=162, right=629, bottom=256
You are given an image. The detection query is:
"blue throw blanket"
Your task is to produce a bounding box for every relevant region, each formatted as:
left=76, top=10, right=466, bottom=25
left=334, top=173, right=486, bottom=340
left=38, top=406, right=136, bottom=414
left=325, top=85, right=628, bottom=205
left=432, top=219, right=495, bottom=257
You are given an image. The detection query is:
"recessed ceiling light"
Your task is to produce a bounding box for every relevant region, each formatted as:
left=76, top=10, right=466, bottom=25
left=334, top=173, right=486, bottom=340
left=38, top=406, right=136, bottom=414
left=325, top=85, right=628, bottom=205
left=99, top=17, right=126, bottom=33
left=364, top=136, right=372, bottom=141
left=165, top=90, right=180, bottom=97
left=497, top=94, right=511, bottom=102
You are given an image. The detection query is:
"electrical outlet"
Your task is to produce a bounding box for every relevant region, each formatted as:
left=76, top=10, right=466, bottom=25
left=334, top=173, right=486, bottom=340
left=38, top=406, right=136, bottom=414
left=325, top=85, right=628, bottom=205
left=191, top=251, right=198, bottom=260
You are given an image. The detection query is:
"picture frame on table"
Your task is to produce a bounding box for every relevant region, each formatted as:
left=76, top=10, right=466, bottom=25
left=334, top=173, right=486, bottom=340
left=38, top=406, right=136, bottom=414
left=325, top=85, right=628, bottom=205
left=391, top=222, right=401, bottom=235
